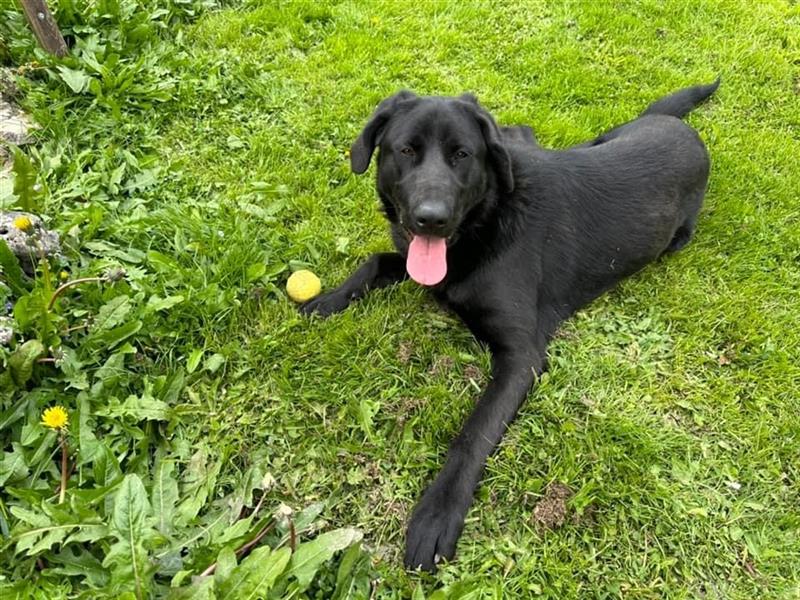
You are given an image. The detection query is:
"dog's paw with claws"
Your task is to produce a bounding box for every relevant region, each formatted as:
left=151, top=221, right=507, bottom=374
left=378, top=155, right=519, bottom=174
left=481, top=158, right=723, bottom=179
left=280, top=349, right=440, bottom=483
left=299, top=290, right=351, bottom=317
left=404, top=488, right=467, bottom=572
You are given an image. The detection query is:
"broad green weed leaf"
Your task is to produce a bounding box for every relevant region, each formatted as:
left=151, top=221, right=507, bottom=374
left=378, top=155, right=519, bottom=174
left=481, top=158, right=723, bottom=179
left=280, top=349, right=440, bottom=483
left=357, top=398, right=379, bottom=441
left=115, top=392, right=172, bottom=421
left=0, top=443, right=29, bottom=487
left=412, top=583, right=426, bottom=600
left=167, top=577, right=216, bottom=600
left=291, top=501, right=326, bottom=533
left=59, top=347, right=89, bottom=391
left=77, top=393, right=101, bottom=464
left=94, top=351, right=128, bottom=388
left=146, top=294, right=185, bottom=313
left=94, top=319, right=142, bottom=350
left=177, top=448, right=220, bottom=524
left=57, top=66, right=91, bottom=93
left=64, top=523, right=108, bottom=544
left=85, top=241, right=146, bottom=264
left=9, top=339, right=45, bottom=386
left=246, top=262, right=266, bottom=282
left=9, top=506, right=49, bottom=528
left=10, top=508, right=104, bottom=556
left=215, top=546, right=237, bottom=584
left=160, top=369, right=185, bottom=405
left=214, top=516, right=254, bottom=546
left=152, top=459, right=179, bottom=535
left=111, top=474, right=150, bottom=538
left=11, top=148, right=39, bottom=211
left=147, top=250, right=182, bottom=274
left=46, top=545, right=109, bottom=588
left=428, top=583, right=481, bottom=600
left=126, top=168, right=159, bottom=192
left=25, top=526, right=73, bottom=556
left=20, top=418, right=42, bottom=447
left=187, top=349, right=203, bottom=373
left=93, top=296, right=133, bottom=331
left=203, top=353, right=225, bottom=373
left=12, top=290, right=47, bottom=331
left=331, top=543, right=371, bottom=600
left=0, top=395, right=28, bottom=430
left=103, top=474, right=155, bottom=597
left=0, top=238, right=29, bottom=296
left=285, top=528, right=363, bottom=589
left=94, top=444, right=124, bottom=488
left=219, top=546, right=291, bottom=600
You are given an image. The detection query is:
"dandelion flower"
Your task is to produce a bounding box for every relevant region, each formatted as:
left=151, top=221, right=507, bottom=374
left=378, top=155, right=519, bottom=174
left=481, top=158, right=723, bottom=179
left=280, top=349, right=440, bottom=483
left=41, top=406, right=69, bottom=430
left=13, top=215, right=33, bottom=232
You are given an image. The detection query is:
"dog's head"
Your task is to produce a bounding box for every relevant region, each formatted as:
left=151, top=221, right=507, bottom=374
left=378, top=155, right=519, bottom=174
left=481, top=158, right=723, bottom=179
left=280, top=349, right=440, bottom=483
left=349, top=91, right=514, bottom=285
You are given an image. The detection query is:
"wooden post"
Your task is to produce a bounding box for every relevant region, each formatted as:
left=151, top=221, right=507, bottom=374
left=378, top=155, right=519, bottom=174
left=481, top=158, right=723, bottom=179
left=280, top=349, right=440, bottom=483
left=19, top=0, right=68, bottom=57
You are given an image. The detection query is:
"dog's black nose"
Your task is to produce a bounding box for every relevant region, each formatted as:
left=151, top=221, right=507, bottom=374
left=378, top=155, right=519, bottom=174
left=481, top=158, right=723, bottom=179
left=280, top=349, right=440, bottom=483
left=412, top=202, right=450, bottom=234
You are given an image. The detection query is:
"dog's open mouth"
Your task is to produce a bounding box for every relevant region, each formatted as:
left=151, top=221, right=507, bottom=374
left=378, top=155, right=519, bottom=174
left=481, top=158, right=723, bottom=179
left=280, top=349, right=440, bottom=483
left=406, top=234, right=448, bottom=286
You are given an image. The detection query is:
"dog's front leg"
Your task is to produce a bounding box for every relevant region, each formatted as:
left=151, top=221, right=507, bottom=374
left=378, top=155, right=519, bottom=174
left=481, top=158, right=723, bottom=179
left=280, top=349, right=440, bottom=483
left=300, top=252, right=407, bottom=317
left=404, top=346, right=544, bottom=571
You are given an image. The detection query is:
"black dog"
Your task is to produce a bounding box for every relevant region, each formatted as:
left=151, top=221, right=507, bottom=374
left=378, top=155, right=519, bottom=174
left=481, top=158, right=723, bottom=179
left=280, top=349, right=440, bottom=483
left=301, top=79, right=719, bottom=571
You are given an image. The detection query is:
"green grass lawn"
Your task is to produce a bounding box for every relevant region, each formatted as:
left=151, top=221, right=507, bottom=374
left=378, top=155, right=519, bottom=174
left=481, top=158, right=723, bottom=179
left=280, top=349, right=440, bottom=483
left=2, top=0, right=799, bottom=598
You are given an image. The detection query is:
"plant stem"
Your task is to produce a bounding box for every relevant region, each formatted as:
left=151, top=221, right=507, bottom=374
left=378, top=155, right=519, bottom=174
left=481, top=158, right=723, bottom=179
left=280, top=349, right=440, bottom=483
left=235, top=521, right=275, bottom=558
left=47, top=277, right=104, bottom=311
left=59, top=433, right=68, bottom=504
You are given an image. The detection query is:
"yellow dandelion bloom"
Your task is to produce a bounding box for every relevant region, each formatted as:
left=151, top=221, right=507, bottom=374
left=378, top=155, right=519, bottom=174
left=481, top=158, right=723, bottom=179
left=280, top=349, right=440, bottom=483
left=13, top=215, right=33, bottom=232
left=41, top=406, right=69, bottom=430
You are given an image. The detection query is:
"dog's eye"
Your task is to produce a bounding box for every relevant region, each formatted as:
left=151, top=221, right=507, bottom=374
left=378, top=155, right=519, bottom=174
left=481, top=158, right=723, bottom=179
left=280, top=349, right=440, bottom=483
left=400, top=147, right=415, bottom=156
left=454, top=150, right=469, bottom=160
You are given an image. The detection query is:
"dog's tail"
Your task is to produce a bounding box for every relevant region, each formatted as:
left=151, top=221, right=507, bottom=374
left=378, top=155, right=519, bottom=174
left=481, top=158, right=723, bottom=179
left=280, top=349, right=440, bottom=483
left=641, top=77, right=721, bottom=119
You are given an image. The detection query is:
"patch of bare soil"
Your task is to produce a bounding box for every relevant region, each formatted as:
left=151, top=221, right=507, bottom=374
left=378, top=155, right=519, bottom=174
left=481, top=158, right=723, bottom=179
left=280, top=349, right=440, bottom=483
left=396, top=341, right=414, bottom=364
left=532, top=482, right=573, bottom=531
left=428, top=354, right=454, bottom=376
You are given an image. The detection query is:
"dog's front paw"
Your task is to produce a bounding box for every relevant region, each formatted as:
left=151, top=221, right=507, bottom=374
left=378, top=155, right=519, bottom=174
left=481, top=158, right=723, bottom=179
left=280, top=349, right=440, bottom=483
left=299, top=290, right=350, bottom=317
left=404, top=487, right=466, bottom=572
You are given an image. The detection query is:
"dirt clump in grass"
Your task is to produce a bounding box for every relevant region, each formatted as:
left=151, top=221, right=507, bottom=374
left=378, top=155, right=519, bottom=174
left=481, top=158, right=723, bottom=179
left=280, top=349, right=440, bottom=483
left=532, top=482, right=573, bottom=531
left=463, top=363, right=484, bottom=383
left=397, top=341, right=414, bottom=364
left=428, top=354, right=455, bottom=376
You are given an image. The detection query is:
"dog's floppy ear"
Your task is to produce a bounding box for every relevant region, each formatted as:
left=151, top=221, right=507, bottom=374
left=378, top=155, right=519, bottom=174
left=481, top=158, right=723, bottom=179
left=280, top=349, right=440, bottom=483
left=350, top=90, right=417, bottom=174
left=460, top=97, right=514, bottom=193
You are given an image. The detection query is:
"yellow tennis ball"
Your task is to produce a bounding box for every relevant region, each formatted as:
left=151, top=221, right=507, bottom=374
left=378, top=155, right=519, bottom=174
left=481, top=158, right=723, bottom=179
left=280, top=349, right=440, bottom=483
left=286, top=270, right=321, bottom=303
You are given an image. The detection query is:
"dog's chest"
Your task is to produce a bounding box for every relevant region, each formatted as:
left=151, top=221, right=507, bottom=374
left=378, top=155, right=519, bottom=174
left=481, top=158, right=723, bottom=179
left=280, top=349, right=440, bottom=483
left=434, top=270, right=489, bottom=314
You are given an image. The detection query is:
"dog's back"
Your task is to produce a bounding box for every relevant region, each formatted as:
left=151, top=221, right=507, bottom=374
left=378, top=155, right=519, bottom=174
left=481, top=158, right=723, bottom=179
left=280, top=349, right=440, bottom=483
left=511, top=81, right=719, bottom=312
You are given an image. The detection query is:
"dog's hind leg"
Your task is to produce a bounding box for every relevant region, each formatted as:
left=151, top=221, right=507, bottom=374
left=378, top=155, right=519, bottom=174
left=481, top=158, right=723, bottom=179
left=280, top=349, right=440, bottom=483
left=665, top=217, right=696, bottom=253
left=664, top=187, right=705, bottom=255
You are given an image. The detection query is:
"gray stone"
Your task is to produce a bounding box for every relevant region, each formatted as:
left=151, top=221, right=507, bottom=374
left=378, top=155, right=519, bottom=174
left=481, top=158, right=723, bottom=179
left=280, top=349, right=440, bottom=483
left=1, top=71, right=33, bottom=178
left=0, top=68, right=19, bottom=102
left=0, top=211, right=61, bottom=275
left=0, top=317, right=13, bottom=346
left=0, top=101, right=32, bottom=147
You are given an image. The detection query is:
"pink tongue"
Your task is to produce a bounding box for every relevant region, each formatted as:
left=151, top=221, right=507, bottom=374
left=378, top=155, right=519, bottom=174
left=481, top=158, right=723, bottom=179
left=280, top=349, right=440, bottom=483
left=407, top=235, right=447, bottom=286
